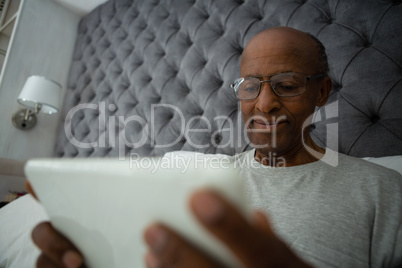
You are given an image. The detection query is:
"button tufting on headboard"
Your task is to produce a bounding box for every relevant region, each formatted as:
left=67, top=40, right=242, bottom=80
left=55, top=0, right=402, bottom=158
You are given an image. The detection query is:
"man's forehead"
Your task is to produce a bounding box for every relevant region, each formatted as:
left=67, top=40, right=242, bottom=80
left=240, top=51, right=302, bottom=76
left=243, top=28, right=314, bottom=57
left=242, top=47, right=302, bottom=63
left=240, top=27, right=318, bottom=75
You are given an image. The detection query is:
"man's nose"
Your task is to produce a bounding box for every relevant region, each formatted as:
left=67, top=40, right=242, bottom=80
left=255, top=82, right=281, bottom=113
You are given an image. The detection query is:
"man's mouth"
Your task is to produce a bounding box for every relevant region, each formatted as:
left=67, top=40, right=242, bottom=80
left=250, top=118, right=287, bottom=131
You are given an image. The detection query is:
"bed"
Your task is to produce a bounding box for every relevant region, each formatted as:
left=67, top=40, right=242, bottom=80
left=1, top=0, right=402, bottom=267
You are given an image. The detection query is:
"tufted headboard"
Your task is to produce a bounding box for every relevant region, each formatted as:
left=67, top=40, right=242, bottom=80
left=54, top=0, right=402, bottom=158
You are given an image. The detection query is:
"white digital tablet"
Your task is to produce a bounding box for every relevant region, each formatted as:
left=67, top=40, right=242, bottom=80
left=25, top=153, right=249, bottom=268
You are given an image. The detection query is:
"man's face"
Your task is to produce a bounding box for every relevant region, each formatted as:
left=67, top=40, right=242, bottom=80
left=240, top=29, right=328, bottom=157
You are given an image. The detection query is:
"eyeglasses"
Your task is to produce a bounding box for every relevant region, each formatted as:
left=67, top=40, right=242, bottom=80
left=230, top=72, right=326, bottom=100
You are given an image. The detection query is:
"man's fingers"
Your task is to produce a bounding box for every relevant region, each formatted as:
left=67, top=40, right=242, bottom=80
left=143, top=223, right=225, bottom=268
left=189, top=189, right=263, bottom=267
left=190, top=189, right=307, bottom=268
left=32, top=222, right=84, bottom=268
left=252, top=210, right=274, bottom=234
left=144, top=251, right=161, bottom=268
left=36, top=254, right=60, bottom=268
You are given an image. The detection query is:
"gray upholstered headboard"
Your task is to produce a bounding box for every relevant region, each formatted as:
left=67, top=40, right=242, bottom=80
left=55, top=0, right=402, bottom=158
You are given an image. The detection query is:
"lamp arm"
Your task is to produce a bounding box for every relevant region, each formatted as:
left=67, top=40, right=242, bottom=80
left=34, top=103, right=42, bottom=114
left=23, top=108, right=30, bottom=121
left=22, top=103, right=41, bottom=121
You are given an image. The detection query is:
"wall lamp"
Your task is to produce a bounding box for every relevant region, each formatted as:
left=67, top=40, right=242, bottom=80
left=12, top=76, right=62, bottom=130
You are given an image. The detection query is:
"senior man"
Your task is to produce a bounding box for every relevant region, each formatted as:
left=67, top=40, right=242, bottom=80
left=30, top=27, right=402, bottom=268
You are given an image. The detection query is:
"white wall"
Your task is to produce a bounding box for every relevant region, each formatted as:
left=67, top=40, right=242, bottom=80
left=52, top=0, right=107, bottom=15
left=0, top=0, right=81, bottom=161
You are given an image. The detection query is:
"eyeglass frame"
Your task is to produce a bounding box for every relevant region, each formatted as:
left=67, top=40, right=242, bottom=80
left=230, top=72, right=327, bottom=100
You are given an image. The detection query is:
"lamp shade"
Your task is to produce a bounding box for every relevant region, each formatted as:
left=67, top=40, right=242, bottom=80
left=17, top=76, right=62, bottom=114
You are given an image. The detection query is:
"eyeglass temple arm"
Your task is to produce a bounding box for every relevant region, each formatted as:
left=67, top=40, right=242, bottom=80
left=307, top=74, right=326, bottom=80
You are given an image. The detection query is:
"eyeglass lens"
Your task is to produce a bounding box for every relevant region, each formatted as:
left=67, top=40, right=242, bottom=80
left=235, top=73, right=307, bottom=99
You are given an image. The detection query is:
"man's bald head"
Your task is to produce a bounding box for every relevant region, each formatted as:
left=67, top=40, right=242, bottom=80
left=240, top=27, right=329, bottom=76
left=238, top=26, right=332, bottom=165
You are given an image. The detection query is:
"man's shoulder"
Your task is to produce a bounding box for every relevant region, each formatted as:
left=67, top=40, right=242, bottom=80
left=330, top=152, right=402, bottom=192
left=338, top=152, right=401, bottom=176
left=232, top=148, right=402, bottom=182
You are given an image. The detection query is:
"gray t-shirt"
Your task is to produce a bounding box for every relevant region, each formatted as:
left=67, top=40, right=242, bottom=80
left=231, top=149, right=402, bottom=268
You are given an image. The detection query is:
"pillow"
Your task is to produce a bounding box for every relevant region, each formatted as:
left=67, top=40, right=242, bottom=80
left=0, top=194, right=48, bottom=268
left=363, top=155, right=402, bottom=176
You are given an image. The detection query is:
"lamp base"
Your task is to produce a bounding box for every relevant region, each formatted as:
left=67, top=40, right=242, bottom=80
left=12, top=109, right=37, bottom=130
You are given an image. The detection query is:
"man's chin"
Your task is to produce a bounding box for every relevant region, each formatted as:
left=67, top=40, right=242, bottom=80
left=250, top=144, right=290, bottom=167
left=247, top=135, right=294, bottom=156
left=248, top=141, right=280, bottom=154
left=247, top=133, right=279, bottom=149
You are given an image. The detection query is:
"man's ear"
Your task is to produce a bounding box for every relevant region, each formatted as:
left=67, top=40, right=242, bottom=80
left=316, top=77, right=332, bottom=107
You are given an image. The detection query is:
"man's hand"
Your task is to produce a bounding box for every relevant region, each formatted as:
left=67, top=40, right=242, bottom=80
left=31, top=222, right=85, bottom=268
left=144, top=189, right=312, bottom=268
left=27, top=180, right=310, bottom=268
left=26, top=181, right=85, bottom=268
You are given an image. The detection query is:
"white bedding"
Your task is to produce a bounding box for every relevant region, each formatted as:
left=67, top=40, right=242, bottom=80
left=0, top=195, right=48, bottom=268
left=0, top=152, right=401, bottom=268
